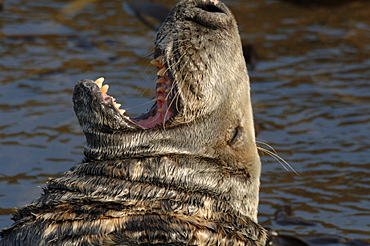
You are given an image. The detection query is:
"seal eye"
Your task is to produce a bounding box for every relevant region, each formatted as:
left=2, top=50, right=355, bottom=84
left=227, top=126, right=241, bottom=146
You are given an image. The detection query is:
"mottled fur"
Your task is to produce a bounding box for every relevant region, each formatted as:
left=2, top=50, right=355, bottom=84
left=0, top=0, right=266, bottom=245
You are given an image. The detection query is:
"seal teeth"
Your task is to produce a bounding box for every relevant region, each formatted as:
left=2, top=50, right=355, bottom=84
left=92, top=78, right=127, bottom=116
left=150, top=59, right=164, bottom=68
left=150, top=55, right=165, bottom=68
left=156, top=77, right=166, bottom=84
left=165, top=88, right=171, bottom=93
left=101, top=84, right=109, bottom=94
left=156, top=87, right=165, bottom=93
left=157, top=67, right=166, bottom=76
left=157, top=96, right=165, bottom=102
left=94, top=77, right=104, bottom=88
left=157, top=108, right=163, bottom=113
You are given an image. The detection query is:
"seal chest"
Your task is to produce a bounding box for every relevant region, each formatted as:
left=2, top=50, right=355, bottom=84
left=0, top=0, right=266, bottom=245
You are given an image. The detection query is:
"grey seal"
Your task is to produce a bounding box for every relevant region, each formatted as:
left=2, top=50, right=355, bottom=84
left=0, top=0, right=266, bottom=245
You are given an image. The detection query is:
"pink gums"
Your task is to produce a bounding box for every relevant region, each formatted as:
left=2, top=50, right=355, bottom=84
left=134, top=73, right=174, bottom=129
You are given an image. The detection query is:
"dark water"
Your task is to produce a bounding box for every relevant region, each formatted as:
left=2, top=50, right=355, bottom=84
left=0, top=0, right=369, bottom=243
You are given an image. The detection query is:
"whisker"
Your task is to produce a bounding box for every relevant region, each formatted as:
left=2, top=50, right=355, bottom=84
left=161, top=43, right=192, bottom=126
left=256, top=139, right=299, bottom=175
left=256, top=138, right=278, bottom=155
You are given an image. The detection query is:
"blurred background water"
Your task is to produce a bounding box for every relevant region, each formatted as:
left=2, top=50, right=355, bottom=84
left=0, top=0, right=369, bottom=243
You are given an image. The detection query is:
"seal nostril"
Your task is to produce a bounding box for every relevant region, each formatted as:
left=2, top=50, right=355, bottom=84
left=200, top=4, right=223, bottom=13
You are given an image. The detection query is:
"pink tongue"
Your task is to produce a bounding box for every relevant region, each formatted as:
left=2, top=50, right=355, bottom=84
left=135, top=110, right=172, bottom=129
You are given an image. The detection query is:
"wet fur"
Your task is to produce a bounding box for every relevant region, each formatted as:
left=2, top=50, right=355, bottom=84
left=0, top=0, right=267, bottom=245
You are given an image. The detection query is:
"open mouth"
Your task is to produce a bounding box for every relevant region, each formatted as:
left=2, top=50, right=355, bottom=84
left=93, top=55, right=176, bottom=129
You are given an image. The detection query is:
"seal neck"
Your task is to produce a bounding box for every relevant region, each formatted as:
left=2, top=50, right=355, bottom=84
left=83, top=119, right=213, bottom=161
left=82, top=114, right=261, bottom=222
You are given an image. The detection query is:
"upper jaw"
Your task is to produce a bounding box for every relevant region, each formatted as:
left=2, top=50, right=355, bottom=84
left=132, top=53, right=177, bottom=129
